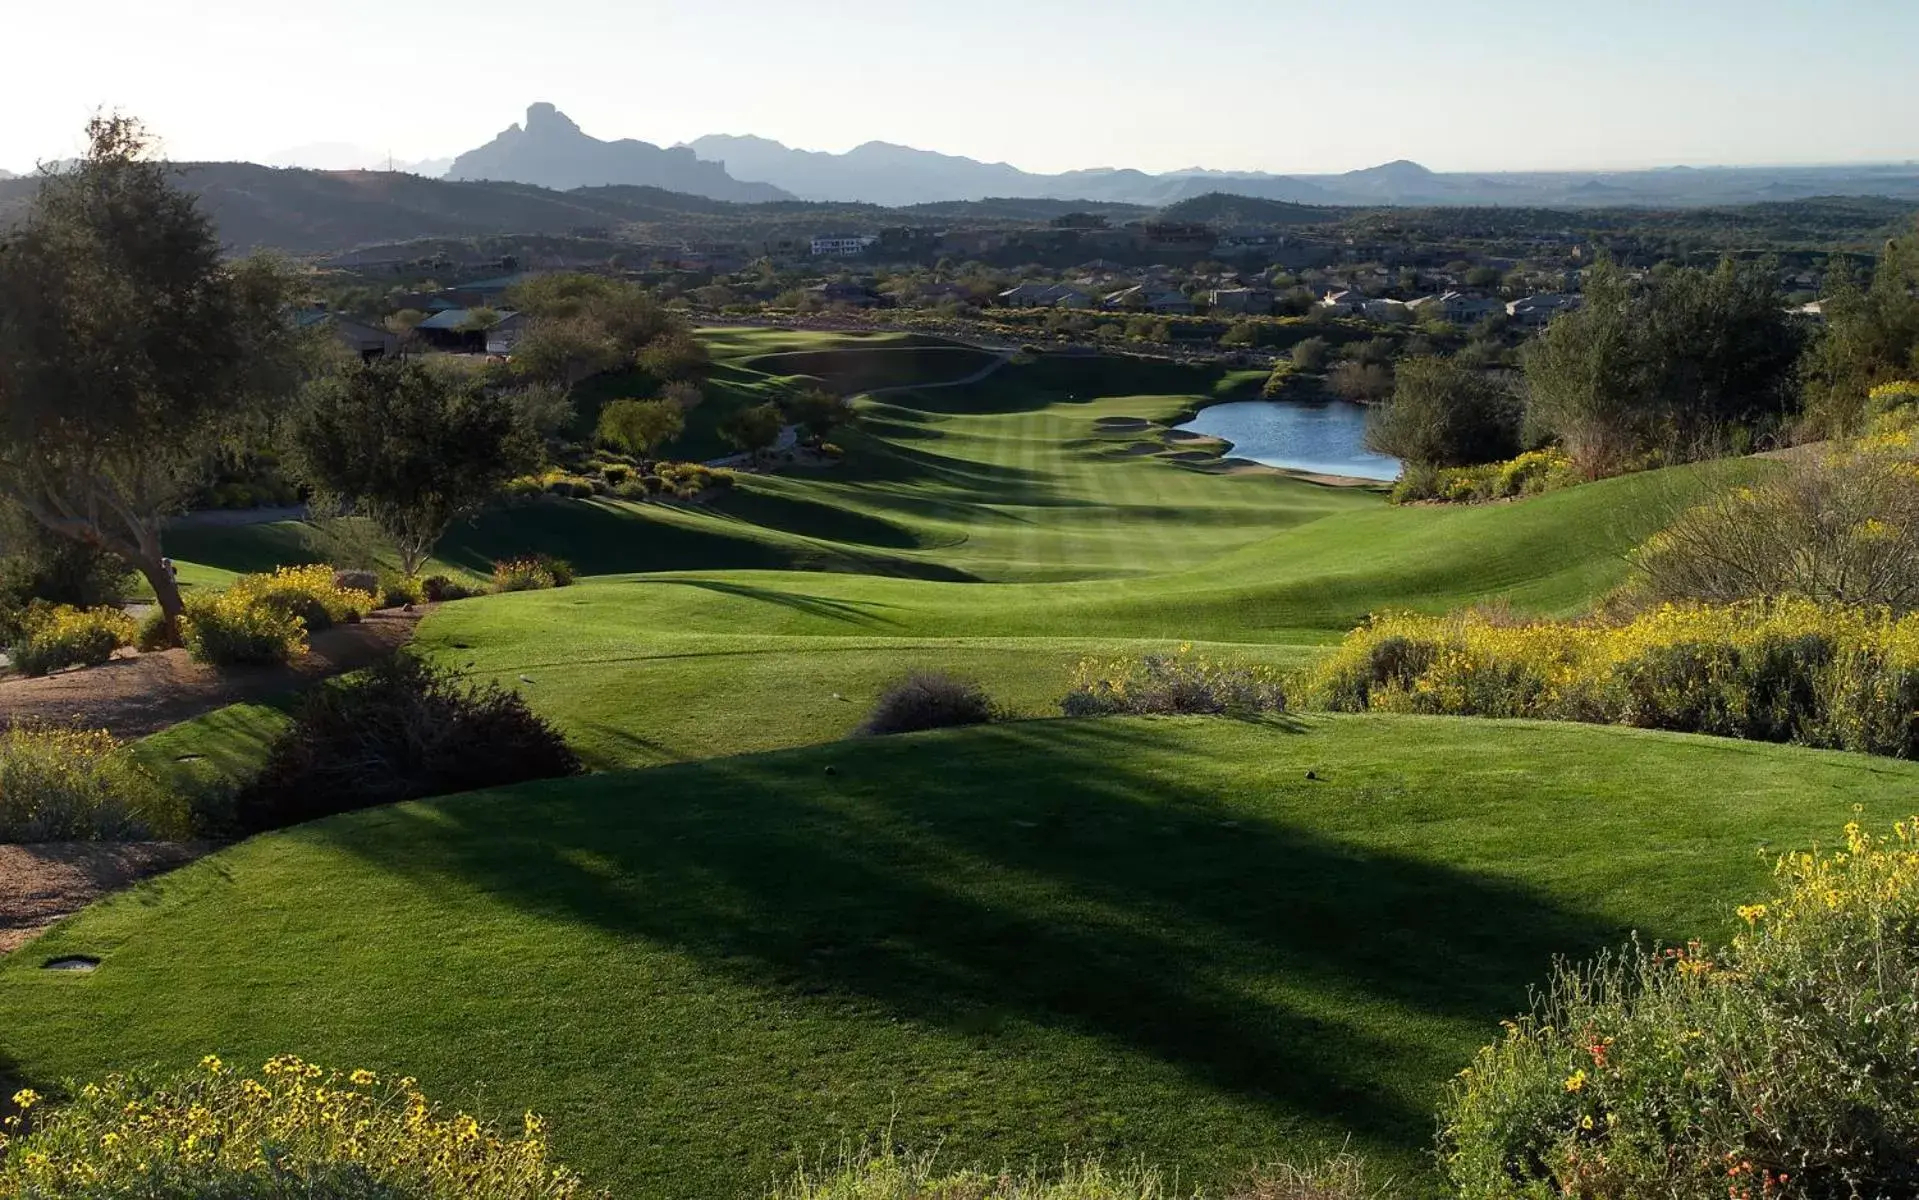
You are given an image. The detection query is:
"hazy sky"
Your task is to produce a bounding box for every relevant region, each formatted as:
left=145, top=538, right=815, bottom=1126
left=5, top=0, right=1915, bottom=176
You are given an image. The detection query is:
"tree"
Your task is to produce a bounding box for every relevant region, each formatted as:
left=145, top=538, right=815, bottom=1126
left=1327, top=362, right=1396, bottom=403
left=783, top=388, right=845, bottom=441
left=718, top=401, right=785, bottom=459
left=457, top=306, right=502, bottom=333
left=1219, top=320, right=1260, bottom=348
left=0, top=115, right=305, bottom=632
left=1524, top=258, right=1803, bottom=470
left=637, top=331, right=709, bottom=381
left=288, top=360, right=538, bottom=577
left=1800, top=228, right=1919, bottom=435
left=1365, top=356, right=1522, bottom=467
left=509, top=315, right=621, bottom=388
left=596, top=398, right=684, bottom=459
left=1289, top=336, right=1331, bottom=372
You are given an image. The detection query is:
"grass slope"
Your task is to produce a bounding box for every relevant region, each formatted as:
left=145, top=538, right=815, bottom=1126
left=5, top=717, right=1912, bottom=1198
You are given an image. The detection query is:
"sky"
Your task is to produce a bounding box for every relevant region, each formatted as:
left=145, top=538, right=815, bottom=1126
left=4, top=0, right=1916, bottom=178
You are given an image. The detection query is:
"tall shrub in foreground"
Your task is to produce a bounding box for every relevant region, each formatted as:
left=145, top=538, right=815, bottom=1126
left=1442, top=818, right=1919, bottom=1200
left=235, top=656, right=581, bottom=832
left=861, top=672, right=998, bottom=735
left=0, top=1055, right=602, bottom=1198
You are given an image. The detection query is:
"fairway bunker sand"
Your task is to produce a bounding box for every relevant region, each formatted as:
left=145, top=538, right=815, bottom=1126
left=0, top=607, right=428, bottom=741
left=0, top=842, right=207, bottom=955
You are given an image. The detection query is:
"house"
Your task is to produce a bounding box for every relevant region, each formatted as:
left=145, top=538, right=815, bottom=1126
left=998, top=283, right=1095, bottom=309
left=810, top=234, right=878, bottom=257
left=1409, top=291, right=1504, bottom=326
left=1790, top=299, right=1828, bottom=323
left=1318, top=289, right=1370, bottom=316
left=485, top=313, right=528, bottom=355
left=807, top=281, right=889, bottom=308
left=1210, top=287, right=1274, bottom=315
left=414, top=307, right=518, bottom=351
left=439, top=272, right=539, bottom=309
left=1103, top=286, right=1194, bottom=315
left=1506, top=293, right=1582, bottom=329
left=1213, top=228, right=1285, bottom=258
left=292, top=309, right=399, bottom=360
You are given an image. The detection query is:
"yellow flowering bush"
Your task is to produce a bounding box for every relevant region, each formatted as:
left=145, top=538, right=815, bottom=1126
left=5, top=603, right=136, bottom=677
left=1441, top=818, right=1919, bottom=1199
left=1391, top=448, right=1577, bottom=506
left=0, top=1055, right=603, bottom=1199
left=1306, top=600, right=1919, bottom=756
left=228, top=564, right=376, bottom=633
left=0, top=724, right=185, bottom=841
left=1063, top=644, right=1287, bottom=717
left=182, top=588, right=308, bottom=667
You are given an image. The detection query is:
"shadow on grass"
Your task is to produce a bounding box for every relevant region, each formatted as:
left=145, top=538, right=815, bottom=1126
left=648, top=579, right=907, bottom=629
left=331, top=718, right=1625, bottom=1156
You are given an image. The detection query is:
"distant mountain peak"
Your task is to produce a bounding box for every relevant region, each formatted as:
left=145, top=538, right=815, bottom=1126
left=1353, top=159, right=1434, bottom=177
left=523, top=102, right=581, bottom=137
left=445, top=103, right=791, bottom=202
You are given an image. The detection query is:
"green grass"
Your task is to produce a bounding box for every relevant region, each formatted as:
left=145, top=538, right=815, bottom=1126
left=50, top=331, right=1800, bottom=1196
left=5, top=717, right=1912, bottom=1199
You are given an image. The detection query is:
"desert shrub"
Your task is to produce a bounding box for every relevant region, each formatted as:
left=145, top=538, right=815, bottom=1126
left=601, top=463, right=634, bottom=486
left=1306, top=601, right=1919, bottom=755
left=1442, top=818, right=1919, bottom=1200
left=422, top=574, right=481, bottom=603
left=1062, top=645, right=1287, bottom=717
left=1632, top=446, right=1919, bottom=612
left=234, top=656, right=581, bottom=831
left=181, top=589, right=308, bottom=667
left=492, top=557, right=556, bottom=592
left=230, top=564, right=375, bottom=633
left=5, top=604, right=136, bottom=676
left=0, top=725, right=185, bottom=841
left=639, top=474, right=667, bottom=494
left=860, top=672, right=997, bottom=735
left=0, top=1055, right=602, bottom=1198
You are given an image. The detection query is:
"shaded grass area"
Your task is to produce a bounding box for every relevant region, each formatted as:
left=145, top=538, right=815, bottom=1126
left=3, top=717, right=1911, bottom=1199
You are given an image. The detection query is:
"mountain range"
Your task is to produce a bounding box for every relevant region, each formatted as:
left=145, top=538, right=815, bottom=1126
left=444, top=104, right=791, bottom=203
left=412, top=103, right=1919, bottom=209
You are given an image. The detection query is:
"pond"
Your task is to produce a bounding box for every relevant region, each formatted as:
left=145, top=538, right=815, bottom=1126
left=1175, top=400, right=1401, bottom=482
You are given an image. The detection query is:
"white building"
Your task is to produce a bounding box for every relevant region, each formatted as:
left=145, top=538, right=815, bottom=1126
left=810, top=235, right=878, bottom=257
left=1506, top=293, right=1582, bottom=329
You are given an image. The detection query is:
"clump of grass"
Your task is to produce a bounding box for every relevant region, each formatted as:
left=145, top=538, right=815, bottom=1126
left=0, top=724, right=185, bottom=841
left=860, top=671, right=998, bottom=735
left=0, top=1054, right=604, bottom=1198
left=1442, top=816, right=1919, bottom=1200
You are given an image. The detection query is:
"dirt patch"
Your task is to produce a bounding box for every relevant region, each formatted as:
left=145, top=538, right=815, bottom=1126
left=0, top=841, right=209, bottom=955
left=0, top=608, right=428, bottom=741
left=1187, top=458, right=1390, bottom=487
left=1117, top=442, right=1163, bottom=456
left=1092, top=417, right=1152, bottom=432
left=1164, top=449, right=1220, bottom=462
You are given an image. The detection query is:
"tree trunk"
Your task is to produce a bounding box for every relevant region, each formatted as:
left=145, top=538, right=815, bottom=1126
left=131, top=551, right=184, bottom=643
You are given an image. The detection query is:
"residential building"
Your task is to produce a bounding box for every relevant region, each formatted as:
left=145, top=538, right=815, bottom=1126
left=1506, top=293, right=1583, bottom=329
left=810, top=234, right=878, bottom=257
left=1103, top=286, right=1194, bottom=315
left=1409, top=291, right=1504, bottom=326
left=486, top=313, right=528, bottom=355
left=414, top=307, right=518, bottom=351
left=1318, top=289, right=1370, bottom=316
left=1790, top=299, right=1828, bottom=323
left=1213, top=228, right=1285, bottom=258
left=292, top=308, right=398, bottom=361
left=1210, top=287, right=1274, bottom=315
left=998, top=283, right=1094, bottom=309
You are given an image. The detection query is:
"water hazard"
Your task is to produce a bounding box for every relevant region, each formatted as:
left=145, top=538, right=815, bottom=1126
left=1176, top=401, right=1401, bottom=481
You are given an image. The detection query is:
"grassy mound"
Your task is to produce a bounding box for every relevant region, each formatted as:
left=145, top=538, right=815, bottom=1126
left=5, top=716, right=1912, bottom=1198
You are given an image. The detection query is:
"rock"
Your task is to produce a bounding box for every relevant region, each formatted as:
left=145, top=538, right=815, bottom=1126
left=333, top=569, right=379, bottom=595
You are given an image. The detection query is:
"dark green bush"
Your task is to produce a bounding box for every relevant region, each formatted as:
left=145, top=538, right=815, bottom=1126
left=234, top=656, right=582, bottom=832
